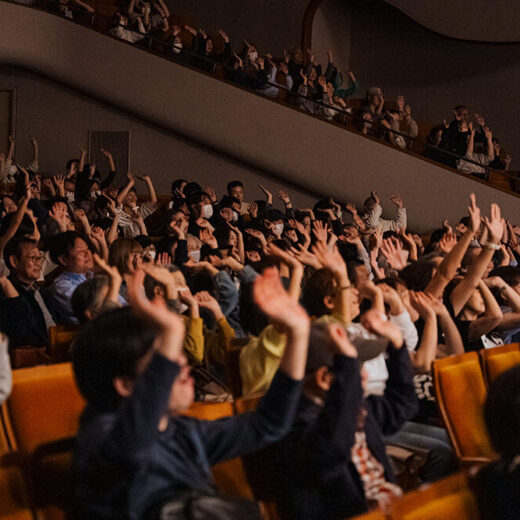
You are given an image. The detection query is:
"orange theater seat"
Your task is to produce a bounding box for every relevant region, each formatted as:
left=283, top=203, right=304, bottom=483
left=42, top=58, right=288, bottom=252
left=479, top=343, right=520, bottom=385
left=351, top=512, right=387, bottom=520
left=432, top=353, right=495, bottom=464
left=1, top=363, right=85, bottom=520
left=182, top=401, right=255, bottom=500
left=48, top=324, right=79, bottom=364
left=1, top=363, right=84, bottom=454
left=389, top=472, right=479, bottom=520
left=0, top=466, right=33, bottom=520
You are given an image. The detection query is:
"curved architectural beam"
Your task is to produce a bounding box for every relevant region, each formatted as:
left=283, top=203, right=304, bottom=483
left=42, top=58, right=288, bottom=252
left=0, top=2, right=519, bottom=230
left=385, top=0, right=520, bottom=43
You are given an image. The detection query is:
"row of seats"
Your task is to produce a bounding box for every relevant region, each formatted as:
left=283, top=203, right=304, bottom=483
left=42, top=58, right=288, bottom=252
left=433, top=343, right=520, bottom=465
left=1, top=342, right=518, bottom=519
left=0, top=361, right=484, bottom=520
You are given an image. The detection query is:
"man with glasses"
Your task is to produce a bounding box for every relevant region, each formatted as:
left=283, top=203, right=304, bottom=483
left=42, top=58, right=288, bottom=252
left=0, top=237, right=62, bottom=348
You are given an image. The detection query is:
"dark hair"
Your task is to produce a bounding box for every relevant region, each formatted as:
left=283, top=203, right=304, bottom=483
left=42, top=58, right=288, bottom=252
left=71, top=275, right=110, bottom=323
left=345, top=258, right=364, bottom=286
left=183, top=182, right=202, bottom=199
left=489, top=266, right=520, bottom=305
left=219, top=195, right=240, bottom=210
left=459, top=216, right=470, bottom=227
left=302, top=268, right=337, bottom=318
left=484, top=365, right=520, bottom=460
left=72, top=307, right=158, bottom=410
left=0, top=213, right=35, bottom=241
left=4, top=236, right=38, bottom=271
left=227, top=180, right=243, bottom=194
left=171, top=178, right=187, bottom=195
left=134, top=235, right=153, bottom=249
left=48, top=231, right=87, bottom=266
left=399, top=261, right=436, bottom=291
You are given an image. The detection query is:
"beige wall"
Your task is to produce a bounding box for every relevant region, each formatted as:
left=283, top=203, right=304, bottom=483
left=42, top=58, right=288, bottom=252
left=0, top=67, right=317, bottom=209
left=166, top=0, right=311, bottom=55
left=385, top=0, right=520, bottom=42
left=1, top=2, right=519, bottom=232
left=311, top=0, right=520, bottom=167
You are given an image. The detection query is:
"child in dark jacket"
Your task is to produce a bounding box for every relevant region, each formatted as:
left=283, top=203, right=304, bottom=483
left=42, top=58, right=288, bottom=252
left=72, top=267, right=310, bottom=519
left=273, top=313, right=418, bottom=520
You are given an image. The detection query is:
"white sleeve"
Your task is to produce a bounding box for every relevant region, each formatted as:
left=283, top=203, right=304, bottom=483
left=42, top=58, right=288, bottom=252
left=0, top=336, right=12, bottom=404
left=390, top=310, right=418, bottom=352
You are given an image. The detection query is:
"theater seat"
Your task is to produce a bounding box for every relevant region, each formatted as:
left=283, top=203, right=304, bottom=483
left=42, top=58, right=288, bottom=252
left=479, top=343, right=520, bottom=385
left=48, top=324, right=79, bottom=364
left=350, top=512, right=387, bottom=520
left=182, top=401, right=255, bottom=501
left=0, top=466, right=33, bottom=520
left=432, top=353, right=495, bottom=464
left=1, top=363, right=85, bottom=520
left=389, top=472, right=479, bottom=520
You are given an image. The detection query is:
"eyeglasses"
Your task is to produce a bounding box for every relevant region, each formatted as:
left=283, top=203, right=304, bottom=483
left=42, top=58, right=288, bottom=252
left=27, top=254, right=45, bottom=264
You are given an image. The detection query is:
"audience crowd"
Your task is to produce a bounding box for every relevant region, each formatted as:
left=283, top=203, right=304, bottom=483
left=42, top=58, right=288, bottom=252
left=0, top=133, right=519, bottom=518
left=22, top=0, right=516, bottom=185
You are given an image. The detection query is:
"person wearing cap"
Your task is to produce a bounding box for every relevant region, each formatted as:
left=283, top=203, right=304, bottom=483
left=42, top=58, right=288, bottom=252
left=271, top=314, right=417, bottom=520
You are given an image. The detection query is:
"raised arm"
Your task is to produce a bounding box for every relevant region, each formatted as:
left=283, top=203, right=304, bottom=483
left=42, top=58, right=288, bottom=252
left=116, top=174, right=135, bottom=206
left=467, top=281, right=503, bottom=341
left=425, top=193, right=480, bottom=298
left=0, top=190, right=30, bottom=254
left=138, top=175, right=157, bottom=204
left=450, top=203, right=503, bottom=316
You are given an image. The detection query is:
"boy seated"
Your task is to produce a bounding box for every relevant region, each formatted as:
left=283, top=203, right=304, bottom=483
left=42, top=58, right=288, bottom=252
left=72, top=267, right=310, bottom=519
left=273, top=313, right=418, bottom=520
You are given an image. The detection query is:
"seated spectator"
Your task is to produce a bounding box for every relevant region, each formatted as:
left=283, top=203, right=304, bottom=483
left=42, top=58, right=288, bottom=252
left=273, top=316, right=417, bottom=519
left=476, top=365, right=520, bottom=520
left=183, top=26, right=231, bottom=74
left=489, top=138, right=512, bottom=171
left=0, top=236, right=63, bottom=347
left=441, top=105, right=472, bottom=165
left=48, top=231, right=94, bottom=323
left=72, top=267, right=311, bottom=519
left=115, top=173, right=157, bottom=238
left=457, top=123, right=494, bottom=179
left=362, top=191, right=407, bottom=232
left=110, top=11, right=147, bottom=44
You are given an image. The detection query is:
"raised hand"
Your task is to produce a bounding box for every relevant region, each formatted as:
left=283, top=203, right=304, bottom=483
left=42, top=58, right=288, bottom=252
left=468, top=193, right=481, bottom=233
left=277, top=190, right=291, bottom=204
left=194, top=291, right=224, bottom=320
left=327, top=322, right=358, bottom=357
left=93, top=253, right=121, bottom=282
left=438, top=231, right=457, bottom=254
left=312, top=219, right=328, bottom=243
left=155, top=252, right=172, bottom=266
left=217, top=29, right=229, bottom=42
left=259, top=184, right=273, bottom=203
left=381, top=238, right=407, bottom=270
left=200, top=228, right=218, bottom=248
left=484, top=203, right=504, bottom=243
left=253, top=267, right=309, bottom=332
left=127, top=270, right=185, bottom=358
left=100, top=148, right=112, bottom=158
left=360, top=308, right=403, bottom=349
left=204, top=186, right=217, bottom=203
left=389, top=192, right=403, bottom=208
left=311, top=241, right=347, bottom=279
left=396, top=95, right=405, bottom=112
left=248, top=201, right=258, bottom=218
left=345, top=202, right=358, bottom=215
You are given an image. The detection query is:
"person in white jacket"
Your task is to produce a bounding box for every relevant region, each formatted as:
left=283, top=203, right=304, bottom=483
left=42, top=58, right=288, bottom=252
left=363, top=190, right=407, bottom=232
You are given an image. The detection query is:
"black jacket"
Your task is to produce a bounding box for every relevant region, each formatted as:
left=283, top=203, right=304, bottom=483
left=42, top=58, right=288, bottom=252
left=273, top=346, right=418, bottom=520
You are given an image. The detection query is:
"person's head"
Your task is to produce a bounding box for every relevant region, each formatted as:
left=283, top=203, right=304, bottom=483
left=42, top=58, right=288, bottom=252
left=426, top=125, right=444, bottom=147
left=489, top=266, right=520, bottom=304
left=4, top=237, right=43, bottom=283
left=309, top=67, right=317, bottom=82
left=205, top=37, right=214, bottom=54
left=456, top=216, right=470, bottom=235
left=492, top=137, right=501, bottom=156
left=134, top=235, right=156, bottom=262
left=71, top=275, right=112, bottom=322
left=171, top=179, right=187, bottom=197
left=49, top=232, right=94, bottom=274
left=1, top=195, right=17, bottom=215
left=264, top=209, right=285, bottom=236
left=227, top=180, right=244, bottom=202
left=347, top=258, right=370, bottom=290
left=109, top=238, right=144, bottom=276
left=366, top=87, right=383, bottom=108
left=292, top=48, right=304, bottom=63
left=399, top=261, right=436, bottom=292
left=122, top=187, right=138, bottom=208
left=454, top=105, right=469, bottom=123
left=188, top=191, right=213, bottom=220
left=72, top=306, right=193, bottom=412
left=484, top=365, right=520, bottom=461
left=342, top=224, right=360, bottom=241
left=303, top=322, right=367, bottom=400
